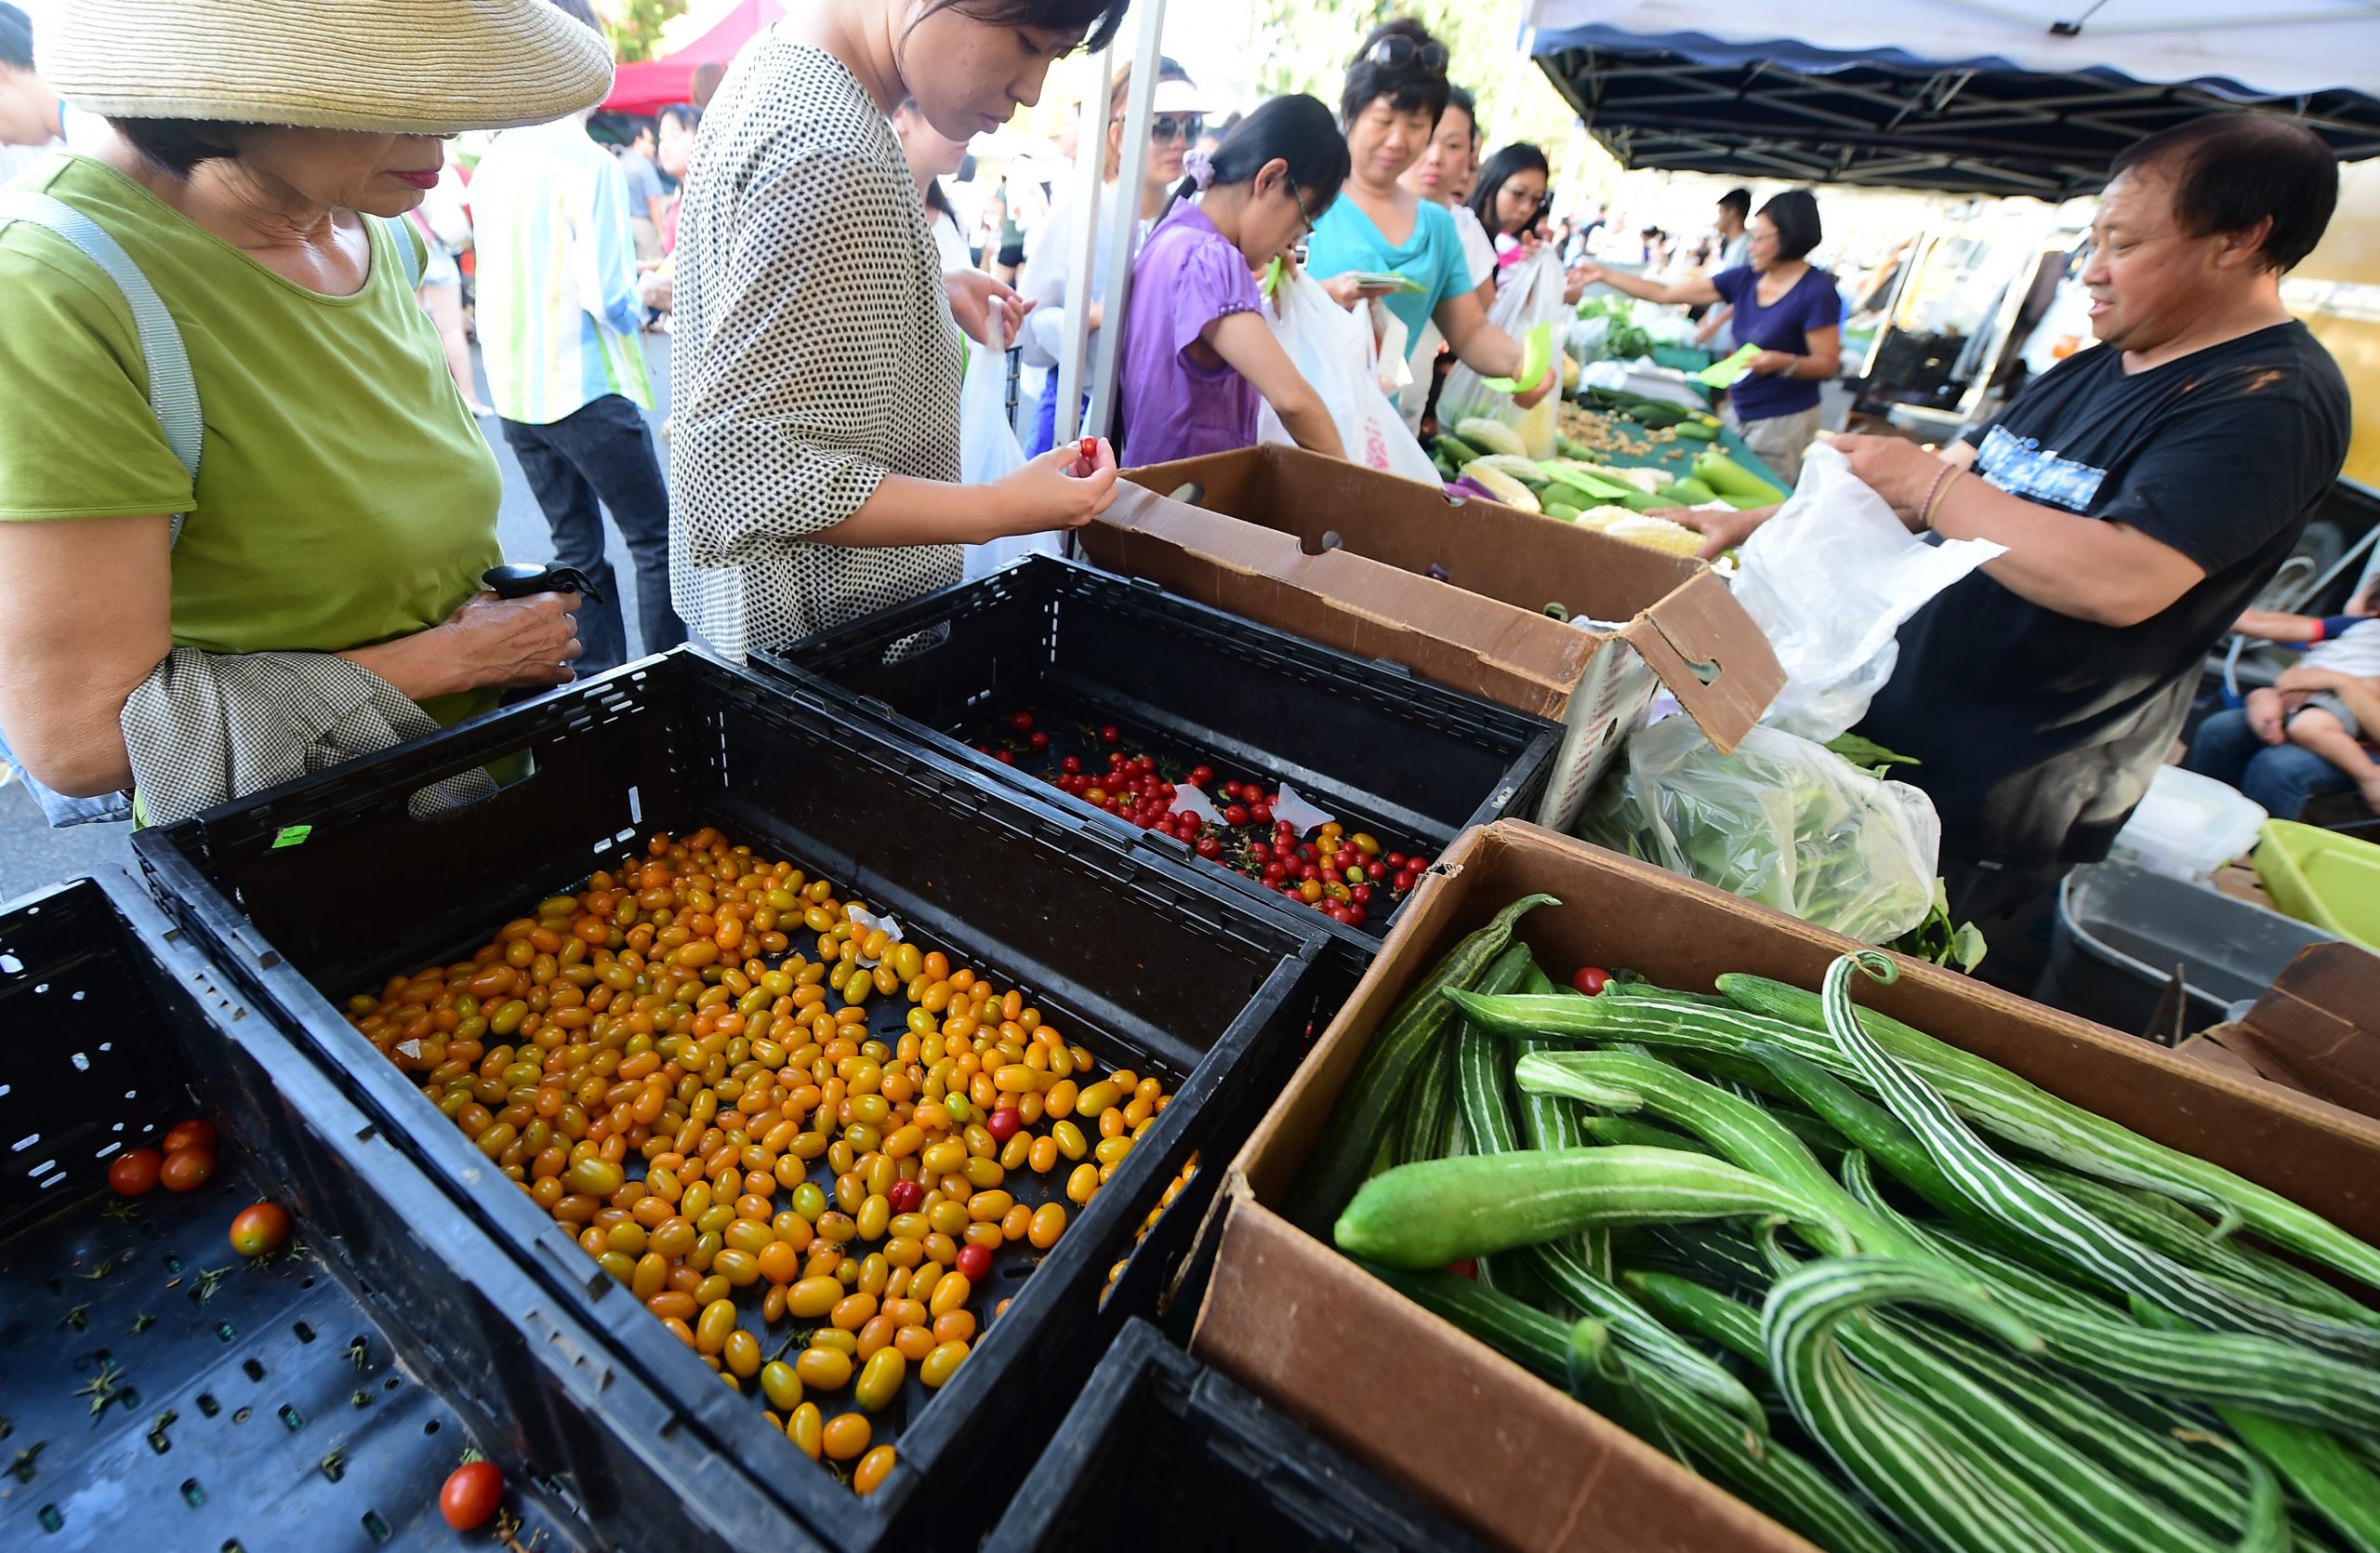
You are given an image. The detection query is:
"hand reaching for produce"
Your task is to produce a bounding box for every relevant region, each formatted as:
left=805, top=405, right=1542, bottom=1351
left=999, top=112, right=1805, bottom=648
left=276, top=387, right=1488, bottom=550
left=1320, top=273, right=1401, bottom=312
left=1748, top=350, right=1799, bottom=377
left=1667, top=502, right=1777, bottom=561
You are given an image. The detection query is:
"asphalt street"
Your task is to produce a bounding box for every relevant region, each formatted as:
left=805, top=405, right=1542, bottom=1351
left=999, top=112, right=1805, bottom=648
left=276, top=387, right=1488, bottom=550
left=0, top=335, right=676, bottom=902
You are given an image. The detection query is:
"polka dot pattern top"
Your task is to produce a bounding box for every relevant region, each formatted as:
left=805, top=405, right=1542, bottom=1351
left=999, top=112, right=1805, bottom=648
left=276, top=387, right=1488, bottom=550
left=668, top=32, right=964, bottom=660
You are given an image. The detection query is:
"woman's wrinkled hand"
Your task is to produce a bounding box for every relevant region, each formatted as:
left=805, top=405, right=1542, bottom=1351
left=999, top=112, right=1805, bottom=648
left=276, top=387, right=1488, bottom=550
left=439, top=590, right=585, bottom=690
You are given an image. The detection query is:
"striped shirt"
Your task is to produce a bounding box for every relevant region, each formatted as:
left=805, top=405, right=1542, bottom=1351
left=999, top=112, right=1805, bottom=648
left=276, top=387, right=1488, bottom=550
left=470, top=118, right=652, bottom=425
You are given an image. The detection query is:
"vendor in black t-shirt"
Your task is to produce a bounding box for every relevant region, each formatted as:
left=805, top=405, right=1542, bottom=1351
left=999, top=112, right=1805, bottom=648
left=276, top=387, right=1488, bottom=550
left=1682, top=114, right=2351, bottom=928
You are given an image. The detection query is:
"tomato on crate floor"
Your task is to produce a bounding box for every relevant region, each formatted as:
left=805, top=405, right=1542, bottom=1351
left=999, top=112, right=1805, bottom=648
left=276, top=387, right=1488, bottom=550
left=979, top=710, right=1436, bottom=932
left=338, top=826, right=1183, bottom=1500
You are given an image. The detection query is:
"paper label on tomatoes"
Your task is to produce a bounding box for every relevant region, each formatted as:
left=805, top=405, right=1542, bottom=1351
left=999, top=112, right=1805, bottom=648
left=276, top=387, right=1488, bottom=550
left=845, top=907, right=906, bottom=966
left=1270, top=782, right=1334, bottom=837
left=1169, top=783, right=1223, bottom=824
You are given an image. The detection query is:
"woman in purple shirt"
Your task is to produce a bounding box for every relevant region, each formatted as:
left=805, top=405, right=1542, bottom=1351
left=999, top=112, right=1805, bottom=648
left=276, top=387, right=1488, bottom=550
left=1115, top=96, right=1350, bottom=469
left=1579, top=190, right=1841, bottom=485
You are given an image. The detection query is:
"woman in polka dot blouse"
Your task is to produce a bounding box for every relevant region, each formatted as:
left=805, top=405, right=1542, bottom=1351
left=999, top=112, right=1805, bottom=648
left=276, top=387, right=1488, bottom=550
left=668, top=0, right=1130, bottom=659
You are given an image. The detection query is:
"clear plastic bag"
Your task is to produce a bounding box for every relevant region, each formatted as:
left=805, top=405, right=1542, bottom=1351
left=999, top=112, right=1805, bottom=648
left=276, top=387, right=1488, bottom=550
left=1730, top=443, right=2005, bottom=740
left=1256, top=269, right=1442, bottom=484
left=1438, top=247, right=1568, bottom=459
left=1579, top=716, right=1943, bottom=944
left=959, top=330, right=1064, bottom=582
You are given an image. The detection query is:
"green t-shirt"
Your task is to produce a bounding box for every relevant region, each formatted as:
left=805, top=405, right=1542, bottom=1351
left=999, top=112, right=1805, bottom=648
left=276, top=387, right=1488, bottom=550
left=0, top=153, right=504, bottom=724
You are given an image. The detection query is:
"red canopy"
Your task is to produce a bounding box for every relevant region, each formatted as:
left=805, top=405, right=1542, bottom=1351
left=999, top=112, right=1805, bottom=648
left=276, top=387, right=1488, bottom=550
left=602, top=0, right=788, bottom=117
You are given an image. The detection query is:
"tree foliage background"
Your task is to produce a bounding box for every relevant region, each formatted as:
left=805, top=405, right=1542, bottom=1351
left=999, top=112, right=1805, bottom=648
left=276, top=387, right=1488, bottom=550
left=604, top=0, right=688, bottom=62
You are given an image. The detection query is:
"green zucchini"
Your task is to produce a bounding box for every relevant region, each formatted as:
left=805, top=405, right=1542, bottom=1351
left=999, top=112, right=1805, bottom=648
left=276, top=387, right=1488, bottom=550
left=1434, top=432, right=1481, bottom=467
left=1283, top=893, right=1555, bottom=1233
left=2135, top=1302, right=2380, bottom=1553
left=1358, top=1261, right=1567, bottom=1380
left=1671, top=421, right=1719, bottom=442
left=1332, top=1145, right=1840, bottom=1268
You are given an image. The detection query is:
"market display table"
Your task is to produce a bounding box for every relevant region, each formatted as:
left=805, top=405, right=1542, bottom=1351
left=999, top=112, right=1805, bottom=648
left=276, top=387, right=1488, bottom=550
left=1556, top=399, right=1790, bottom=497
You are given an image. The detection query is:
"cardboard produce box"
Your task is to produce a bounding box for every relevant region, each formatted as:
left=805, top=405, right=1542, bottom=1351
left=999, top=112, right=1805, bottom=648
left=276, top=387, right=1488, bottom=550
left=1098, top=447, right=1783, bottom=831
left=1193, top=820, right=2380, bottom=1552
left=2180, top=940, right=2380, bottom=1123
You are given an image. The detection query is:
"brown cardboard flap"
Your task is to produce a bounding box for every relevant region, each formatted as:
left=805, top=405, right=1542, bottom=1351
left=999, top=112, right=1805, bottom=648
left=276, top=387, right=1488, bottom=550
left=1202, top=819, right=2380, bottom=1552
left=1092, top=477, right=1604, bottom=720
left=1108, top=448, right=1784, bottom=731
left=1618, top=566, right=1783, bottom=757
left=1194, top=1198, right=1819, bottom=1553
left=2228, top=942, right=2380, bottom=1117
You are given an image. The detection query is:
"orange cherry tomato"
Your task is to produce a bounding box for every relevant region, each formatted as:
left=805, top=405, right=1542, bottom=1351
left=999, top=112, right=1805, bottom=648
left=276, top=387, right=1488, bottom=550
left=228, top=1201, right=292, bottom=1257
left=163, top=1119, right=216, bottom=1156
left=160, top=1148, right=216, bottom=1193
left=107, top=1148, right=164, bottom=1196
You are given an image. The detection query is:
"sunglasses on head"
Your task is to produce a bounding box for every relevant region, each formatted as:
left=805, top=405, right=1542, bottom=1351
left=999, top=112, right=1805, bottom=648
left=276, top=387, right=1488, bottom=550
left=1117, top=112, right=1205, bottom=144
left=1364, top=36, right=1448, bottom=75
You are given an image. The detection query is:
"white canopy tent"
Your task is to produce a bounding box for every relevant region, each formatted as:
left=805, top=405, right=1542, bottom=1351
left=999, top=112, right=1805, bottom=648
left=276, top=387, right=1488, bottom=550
left=1523, top=0, right=2380, bottom=194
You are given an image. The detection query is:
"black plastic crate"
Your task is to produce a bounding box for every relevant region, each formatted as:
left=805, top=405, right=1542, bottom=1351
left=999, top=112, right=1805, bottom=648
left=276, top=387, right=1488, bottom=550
left=0, top=872, right=816, bottom=1552
left=130, top=649, right=1331, bottom=1552
left=984, top=1319, right=1488, bottom=1551
left=759, top=556, right=1561, bottom=950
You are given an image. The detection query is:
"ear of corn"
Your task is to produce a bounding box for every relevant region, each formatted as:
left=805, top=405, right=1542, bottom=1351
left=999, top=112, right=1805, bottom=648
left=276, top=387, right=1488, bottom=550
left=1456, top=465, right=1541, bottom=513
left=1454, top=416, right=1530, bottom=458
left=1600, top=514, right=1705, bottom=556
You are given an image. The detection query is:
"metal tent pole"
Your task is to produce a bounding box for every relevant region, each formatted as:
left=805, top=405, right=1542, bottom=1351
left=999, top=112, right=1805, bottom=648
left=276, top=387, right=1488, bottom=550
left=1081, top=0, right=1168, bottom=444
left=1053, top=45, right=1115, bottom=445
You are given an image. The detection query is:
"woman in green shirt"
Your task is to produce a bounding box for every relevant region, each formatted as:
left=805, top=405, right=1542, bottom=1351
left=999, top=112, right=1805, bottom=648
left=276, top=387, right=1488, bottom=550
left=0, top=0, right=613, bottom=815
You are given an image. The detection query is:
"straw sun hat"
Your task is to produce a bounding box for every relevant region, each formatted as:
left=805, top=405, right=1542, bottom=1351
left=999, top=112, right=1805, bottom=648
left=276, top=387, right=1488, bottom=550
left=43, top=0, right=616, bottom=137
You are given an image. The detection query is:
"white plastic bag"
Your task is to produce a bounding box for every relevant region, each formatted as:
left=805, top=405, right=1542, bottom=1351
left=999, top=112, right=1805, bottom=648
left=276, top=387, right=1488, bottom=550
left=959, top=329, right=1065, bottom=581
left=1731, top=443, right=2005, bottom=740
left=1577, top=717, right=1943, bottom=944
left=1255, top=271, right=1440, bottom=484
left=1438, top=247, right=1568, bottom=459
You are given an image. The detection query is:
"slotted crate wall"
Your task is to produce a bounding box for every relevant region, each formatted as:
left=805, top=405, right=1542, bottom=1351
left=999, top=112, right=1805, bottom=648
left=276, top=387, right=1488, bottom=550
left=0, top=873, right=821, bottom=1551
left=132, top=650, right=1335, bottom=1552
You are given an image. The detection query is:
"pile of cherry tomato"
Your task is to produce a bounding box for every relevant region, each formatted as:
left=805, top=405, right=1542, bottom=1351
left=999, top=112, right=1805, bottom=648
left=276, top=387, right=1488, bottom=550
left=976, top=712, right=1432, bottom=929
left=106, top=1116, right=217, bottom=1197
left=340, top=828, right=1174, bottom=1499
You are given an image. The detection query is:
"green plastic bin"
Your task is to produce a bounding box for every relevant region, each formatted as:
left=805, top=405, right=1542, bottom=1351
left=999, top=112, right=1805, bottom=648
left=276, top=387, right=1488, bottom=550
left=2254, top=819, right=2380, bottom=951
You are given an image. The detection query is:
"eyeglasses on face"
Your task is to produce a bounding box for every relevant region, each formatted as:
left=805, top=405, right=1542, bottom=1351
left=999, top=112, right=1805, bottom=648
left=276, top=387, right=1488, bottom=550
left=1114, top=113, right=1205, bottom=144
left=1364, top=36, right=1448, bottom=75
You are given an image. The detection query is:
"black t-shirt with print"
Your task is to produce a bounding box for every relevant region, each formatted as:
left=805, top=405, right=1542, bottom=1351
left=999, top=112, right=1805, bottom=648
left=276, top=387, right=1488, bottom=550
left=1858, top=321, right=2350, bottom=867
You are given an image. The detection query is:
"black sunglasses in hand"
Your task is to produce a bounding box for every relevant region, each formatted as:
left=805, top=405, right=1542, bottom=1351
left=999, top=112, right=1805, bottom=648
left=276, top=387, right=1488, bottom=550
left=1364, top=35, right=1448, bottom=75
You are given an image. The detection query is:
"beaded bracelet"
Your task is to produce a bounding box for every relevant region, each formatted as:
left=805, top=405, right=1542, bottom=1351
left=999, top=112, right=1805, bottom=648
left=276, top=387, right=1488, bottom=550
left=1914, top=462, right=1957, bottom=530
left=1922, top=467, right=1968, bottom=531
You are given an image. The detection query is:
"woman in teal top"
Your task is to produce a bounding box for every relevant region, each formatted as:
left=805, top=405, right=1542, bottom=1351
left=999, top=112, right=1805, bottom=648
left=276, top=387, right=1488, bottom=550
left=1303, top=20, right=1548, bottom=418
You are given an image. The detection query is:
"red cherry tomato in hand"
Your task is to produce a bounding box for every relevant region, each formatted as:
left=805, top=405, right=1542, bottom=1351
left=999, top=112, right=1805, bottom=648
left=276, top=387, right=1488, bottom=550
left=108, top=1148, right=164, bottom=1196
left=163, top=1119, right=215, bottom=1155
left=440, top=1460, right=505, bottom=1530
left=1572, top=966, right=1612, bottom=996
left=229, top=1201, right=292, bottom=1257
left=160, top=1148, right=216, bottom=1193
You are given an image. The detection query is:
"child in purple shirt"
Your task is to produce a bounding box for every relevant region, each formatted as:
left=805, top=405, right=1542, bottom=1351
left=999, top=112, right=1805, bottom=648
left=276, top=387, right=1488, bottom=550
left=1116, top=96, right=1353, bottom=469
